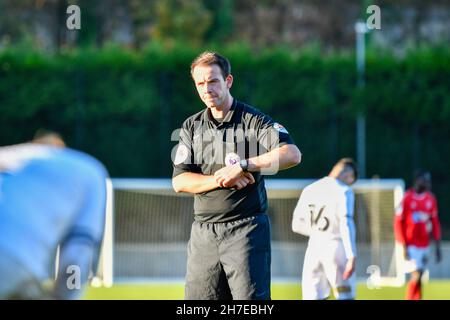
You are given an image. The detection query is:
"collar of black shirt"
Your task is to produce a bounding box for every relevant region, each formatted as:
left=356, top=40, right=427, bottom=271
left=203, top=98, right=241, bottom=128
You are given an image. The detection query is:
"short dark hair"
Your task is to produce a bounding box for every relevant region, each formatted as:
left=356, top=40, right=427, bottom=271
left=413, top=169, right=431, bottom=182
left=338, top=157, right=358, bottom=181
left=190, top=51, right=231, bottom=80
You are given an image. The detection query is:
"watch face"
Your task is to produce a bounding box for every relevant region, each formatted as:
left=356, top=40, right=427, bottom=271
left=240, top=159, right=248, bottom=171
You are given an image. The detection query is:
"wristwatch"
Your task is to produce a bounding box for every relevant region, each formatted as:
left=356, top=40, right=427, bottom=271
left=240, top=159, right=249, bottom=172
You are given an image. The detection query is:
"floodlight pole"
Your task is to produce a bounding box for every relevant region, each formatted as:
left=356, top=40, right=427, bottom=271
left=355, top=20, right=368, bottom=179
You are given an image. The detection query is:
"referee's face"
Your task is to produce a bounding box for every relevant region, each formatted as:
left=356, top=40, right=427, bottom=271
left=192, top=64, right=233, bottom=110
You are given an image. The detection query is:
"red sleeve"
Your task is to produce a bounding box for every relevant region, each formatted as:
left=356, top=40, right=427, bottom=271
left=394, top=196, right=407, bottom=244
left=431, top=195, right=441, bottom=241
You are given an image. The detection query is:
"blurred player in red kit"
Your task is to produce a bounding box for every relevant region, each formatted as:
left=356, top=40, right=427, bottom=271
left=394, top=170, right=442, bottom=300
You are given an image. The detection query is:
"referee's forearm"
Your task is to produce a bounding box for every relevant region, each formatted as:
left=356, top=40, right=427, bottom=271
left=172, top=172, right=218, bottom=194
left=248, top=144, right=301, bottom=174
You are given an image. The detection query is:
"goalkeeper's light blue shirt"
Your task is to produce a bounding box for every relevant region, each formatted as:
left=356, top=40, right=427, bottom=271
left=0, top=144, right=107, bottom=285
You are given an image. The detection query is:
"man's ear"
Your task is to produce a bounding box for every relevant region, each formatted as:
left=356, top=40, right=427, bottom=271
left=226, top=74, right=233, bottom=89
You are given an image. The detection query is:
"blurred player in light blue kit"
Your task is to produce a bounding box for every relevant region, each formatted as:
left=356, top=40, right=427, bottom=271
left=0, top=131, right=108, bottom=299
left=292, top=158, right=358, bottom=300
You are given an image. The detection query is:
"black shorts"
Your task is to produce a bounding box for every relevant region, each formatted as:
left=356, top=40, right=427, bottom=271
left=185, top=214, right=271, bottom=300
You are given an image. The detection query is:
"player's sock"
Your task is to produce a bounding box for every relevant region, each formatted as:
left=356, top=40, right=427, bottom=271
left=406, top=280, right=420, bottom=300
left=406, top=280, right=414, bottom=300
left=413, top=281, right=422, bottom=300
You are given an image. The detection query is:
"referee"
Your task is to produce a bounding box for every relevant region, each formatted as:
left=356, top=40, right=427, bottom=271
left=172, top=51, right=302, bottom=300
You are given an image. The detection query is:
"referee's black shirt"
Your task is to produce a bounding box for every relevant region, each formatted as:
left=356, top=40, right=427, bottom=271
left=172, top=99, right=296, bottom=222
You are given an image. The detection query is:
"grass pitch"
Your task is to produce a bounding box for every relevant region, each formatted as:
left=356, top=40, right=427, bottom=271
left=84, top=281, right=450, bottom=300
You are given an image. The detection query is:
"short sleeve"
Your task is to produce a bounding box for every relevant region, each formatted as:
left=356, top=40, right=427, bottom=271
left=256, top=114, right=295, bottom=153
left=172, top=119, right=200, bottom=178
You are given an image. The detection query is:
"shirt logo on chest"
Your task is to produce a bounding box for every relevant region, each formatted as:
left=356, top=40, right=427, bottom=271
left=412, top=211, right=429, bottom=224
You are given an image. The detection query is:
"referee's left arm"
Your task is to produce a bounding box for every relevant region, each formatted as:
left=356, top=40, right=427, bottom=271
left=250, top=116, right=301, bottom=175
left=247, top=144, right=301, bottom=173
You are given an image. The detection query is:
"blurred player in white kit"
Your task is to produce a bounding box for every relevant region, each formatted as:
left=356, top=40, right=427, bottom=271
left=292, top=158, right=358, bottom=300
left=0, top=131, right=108, bottom=299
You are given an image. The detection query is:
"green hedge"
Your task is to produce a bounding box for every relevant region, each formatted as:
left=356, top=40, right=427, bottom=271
left=1, top=44, right=449, bottom=232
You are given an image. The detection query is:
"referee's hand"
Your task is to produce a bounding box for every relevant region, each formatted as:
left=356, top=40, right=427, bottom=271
left=214, top=165, right=254, bottom=189
left=236, top=172, right=255, bottom=189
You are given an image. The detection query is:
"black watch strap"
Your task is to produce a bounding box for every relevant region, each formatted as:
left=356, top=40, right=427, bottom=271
left=240, top=159, right=249, bottom=172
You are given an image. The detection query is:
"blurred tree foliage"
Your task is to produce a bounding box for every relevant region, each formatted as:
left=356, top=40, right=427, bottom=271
left=1, top=0, right=449, bottom=52
left=150, top=0, right=212, bottom=46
